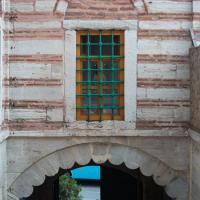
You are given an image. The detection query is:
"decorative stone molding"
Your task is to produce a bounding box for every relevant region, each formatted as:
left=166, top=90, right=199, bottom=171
left=64, top=20, right=137, bottom=123
left=63, top=20, right=137, bottom=30
left=9, top=143, right=188, bottom=200
left=5, top=128, right=188, bottom=137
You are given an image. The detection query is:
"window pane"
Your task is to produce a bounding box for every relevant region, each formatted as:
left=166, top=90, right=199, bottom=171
left=114, top=35, right=120, bottom=43
left=102, top=89, right=118, bottom=114
left=103, top=60, right=119, bottom=69
left=91, top=61, right=98, bottom=82
left=102, top=45, right=112, bottom=56
left=82, top=61, right=99, bottom=81
left=80, top=35, right=88, bottom=55
left=82, top=61, right=87, bottom=81
left=114, top=35, right=120, bottom=56
left=81, top=35, right=88, bottom=43
left=91, top=89, right=98, bottom=114
left=102, top=60, right=120, bottom=81
left=102, top=35, right=112, bottom=43
left=91, top=35, right=99, bottom=43
left=82, top=71, right=88, bottom=81
left=114, top=45, right=120, bottom=55
left=81, top=45, right=87, bottom=55
left=91, top=45, right=100, bottom=56
left=82, top=89, right=98, bottom=114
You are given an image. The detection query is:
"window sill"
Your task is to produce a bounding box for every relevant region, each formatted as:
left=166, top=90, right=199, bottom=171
left=65, top=121, right=136, bottom=130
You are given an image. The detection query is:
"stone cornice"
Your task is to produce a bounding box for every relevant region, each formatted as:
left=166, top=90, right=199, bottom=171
left=1, top=128, right=189, bottom=138
left=63, top=20, right=138, bottom=30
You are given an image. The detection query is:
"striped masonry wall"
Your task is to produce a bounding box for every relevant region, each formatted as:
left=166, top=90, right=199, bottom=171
left=2, top=0, right=67, bottom=130
left=1, top=0, right=199, bottom=131
left=136, top=0, right=193, bottom=129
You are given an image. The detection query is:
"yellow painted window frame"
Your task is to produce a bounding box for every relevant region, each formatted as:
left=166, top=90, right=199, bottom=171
left=76, top=30, right=124, bottom=121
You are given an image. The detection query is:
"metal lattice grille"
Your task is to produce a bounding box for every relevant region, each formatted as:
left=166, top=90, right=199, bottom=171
left=76, top=30, right=124, bottom=121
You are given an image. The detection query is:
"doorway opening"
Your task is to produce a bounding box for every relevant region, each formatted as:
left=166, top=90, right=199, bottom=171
left=24, top=162, right=172, bottom=200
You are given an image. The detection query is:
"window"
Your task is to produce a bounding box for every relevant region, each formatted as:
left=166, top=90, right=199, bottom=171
left=76, top=30, right=124, bottom=121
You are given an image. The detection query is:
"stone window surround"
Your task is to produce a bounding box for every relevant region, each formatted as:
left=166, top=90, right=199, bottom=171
left=64, top=20, right=137, bottom=127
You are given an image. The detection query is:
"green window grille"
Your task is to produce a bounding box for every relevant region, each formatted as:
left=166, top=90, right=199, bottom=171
left=76, top=30, right=124, bottom=121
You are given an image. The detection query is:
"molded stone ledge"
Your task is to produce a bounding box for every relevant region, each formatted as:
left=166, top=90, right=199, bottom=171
left=3, top=128, right=189, bottom=138
left=66, top=121, right=136, bottom=129
left=63, top=20, right=138, bottom=30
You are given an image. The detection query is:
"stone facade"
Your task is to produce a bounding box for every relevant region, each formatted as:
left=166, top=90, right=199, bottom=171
left=2, top=0, right=193, bottom=130
left=0, top=0, right=200, bottom=200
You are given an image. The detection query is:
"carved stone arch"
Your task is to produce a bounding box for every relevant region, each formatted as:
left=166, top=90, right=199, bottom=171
left=9, top=143, right=188, bottom=200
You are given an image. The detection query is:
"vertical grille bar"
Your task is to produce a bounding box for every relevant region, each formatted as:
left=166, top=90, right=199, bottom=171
left=111, top=30, right=115, bottom=120
left=99, top=31, right=103, bottom=121
left=87, top=31, right=91, bottom=121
